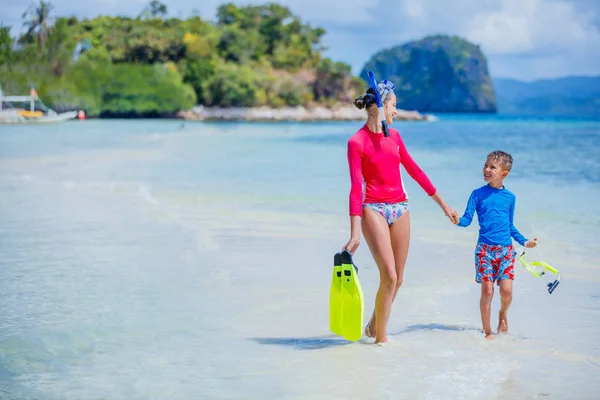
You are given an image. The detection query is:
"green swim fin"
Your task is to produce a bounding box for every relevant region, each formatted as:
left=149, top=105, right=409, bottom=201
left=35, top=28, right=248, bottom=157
left=329, top=252, right=343, bottom=336
left=329, top=250, right=364, bottom=342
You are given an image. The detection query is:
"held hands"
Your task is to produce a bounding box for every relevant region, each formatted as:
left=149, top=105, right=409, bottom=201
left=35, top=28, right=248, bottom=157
left=431, top=193, right=459, bottom=224
left=525, top=238, right=538, bottom=248
left=442, top=203, right=460, bottom=224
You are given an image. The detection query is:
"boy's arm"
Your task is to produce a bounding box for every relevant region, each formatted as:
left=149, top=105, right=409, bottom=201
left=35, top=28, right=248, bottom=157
left=457, top=191, right=477, bottom=227
left=509, top=196, right=528, bottom=246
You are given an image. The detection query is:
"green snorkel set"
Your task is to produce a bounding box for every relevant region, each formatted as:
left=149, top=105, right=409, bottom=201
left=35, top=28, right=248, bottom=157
left=518, top=247, right=561, bottom=294
left=367, top=70, right=392, bottom=137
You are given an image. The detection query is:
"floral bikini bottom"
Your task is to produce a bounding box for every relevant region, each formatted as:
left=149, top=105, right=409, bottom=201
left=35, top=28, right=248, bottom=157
left=363, top=202, right=409, bottom=226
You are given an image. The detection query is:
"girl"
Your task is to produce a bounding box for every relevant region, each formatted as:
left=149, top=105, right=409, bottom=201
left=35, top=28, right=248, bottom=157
left=343, top=80, right=458, bottom=344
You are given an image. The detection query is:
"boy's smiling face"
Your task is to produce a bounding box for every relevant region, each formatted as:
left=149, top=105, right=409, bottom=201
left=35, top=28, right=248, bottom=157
left=483, top=157, right=509, bottom=186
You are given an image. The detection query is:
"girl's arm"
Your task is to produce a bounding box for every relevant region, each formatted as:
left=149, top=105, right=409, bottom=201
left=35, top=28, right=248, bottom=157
left=344, top=140, right=364, bottom=253
left=397, top=134, right=458, bottom=223
left=397, top=134, right=437, bottom=196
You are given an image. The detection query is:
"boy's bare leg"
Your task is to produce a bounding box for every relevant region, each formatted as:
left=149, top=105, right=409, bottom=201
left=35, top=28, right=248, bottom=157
left=498, top=279, right=513, bottom=334
left=480, top=282, right=494, bottom=339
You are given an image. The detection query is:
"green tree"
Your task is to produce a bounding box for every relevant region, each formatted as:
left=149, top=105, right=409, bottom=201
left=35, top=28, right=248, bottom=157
left=62, top=58, right=113, bottom=116
left=182, top=58, right=216, bottom=104
left=313, top=59, right=356, bottom=101
left=216, top=3, right=243, bottom=26
left=0, top=25, right=13, bottom=65
left=257, top=3, right=292, bottom=55
left=44, top=17, right=77, bottom=76
left=139, top=0, right=168, bottom=20
left=21, top=1, right=54, bottom=48
left=203, top=63, right=266, bottom=107
left=275, top=77, right=311, bottom=106
left=2, top=2, right=361, bottom=114
left=102, top=64, right=196, bottom=116
left=216, top=24, right=264, bottom=63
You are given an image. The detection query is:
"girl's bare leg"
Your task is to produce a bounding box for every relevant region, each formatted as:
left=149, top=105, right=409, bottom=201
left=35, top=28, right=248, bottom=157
left=361, top=208, right=397, bottom=344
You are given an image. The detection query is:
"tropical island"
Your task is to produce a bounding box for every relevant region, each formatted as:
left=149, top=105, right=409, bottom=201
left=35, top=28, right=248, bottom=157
left=0, top=1, right=360, bottom=120
left=0, top=1, right=450, bottom=121
left=2, top=1, right=598, bottom=122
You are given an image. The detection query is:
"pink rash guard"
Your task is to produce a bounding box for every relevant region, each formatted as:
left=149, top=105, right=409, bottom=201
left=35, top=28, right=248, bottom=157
left=347, top=124, right=437, bottom=217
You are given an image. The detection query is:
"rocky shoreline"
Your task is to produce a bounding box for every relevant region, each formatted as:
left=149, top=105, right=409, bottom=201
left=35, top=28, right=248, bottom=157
left=177, top=105, right=437, bottom=122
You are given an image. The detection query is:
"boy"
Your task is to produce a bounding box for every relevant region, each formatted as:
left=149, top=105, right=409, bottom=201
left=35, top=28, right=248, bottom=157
left=454, top=150, right=537, bottom=339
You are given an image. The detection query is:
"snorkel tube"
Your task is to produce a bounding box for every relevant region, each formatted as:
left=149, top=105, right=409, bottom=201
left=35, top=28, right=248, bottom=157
left=518, top=250, right=561, bottom=294
left=366, top=70, right=389, bottom=137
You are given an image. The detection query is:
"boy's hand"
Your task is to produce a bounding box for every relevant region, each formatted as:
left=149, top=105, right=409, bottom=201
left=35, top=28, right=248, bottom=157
left=449, top=210, right=459, bottom=225
left=452, top=211, right=459, bottom=225
left=524, top=238, right=538, bottom=248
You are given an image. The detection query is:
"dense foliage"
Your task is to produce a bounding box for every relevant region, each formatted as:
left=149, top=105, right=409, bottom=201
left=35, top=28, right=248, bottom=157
left=0, top=1, right=362, bottom=117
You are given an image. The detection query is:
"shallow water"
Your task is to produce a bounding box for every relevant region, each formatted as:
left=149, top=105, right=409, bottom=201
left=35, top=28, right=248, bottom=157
left=1, top=117, right=599, bottom=399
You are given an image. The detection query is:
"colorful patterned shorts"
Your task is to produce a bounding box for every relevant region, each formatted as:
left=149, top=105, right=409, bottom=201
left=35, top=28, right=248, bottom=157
left=475, top=243, right=516, bottom=285
left=363, top=202, right=409, bottom=226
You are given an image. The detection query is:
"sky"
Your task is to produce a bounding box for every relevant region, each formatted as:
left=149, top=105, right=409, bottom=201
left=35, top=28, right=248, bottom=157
left=2, top=0, right=599, bottom=81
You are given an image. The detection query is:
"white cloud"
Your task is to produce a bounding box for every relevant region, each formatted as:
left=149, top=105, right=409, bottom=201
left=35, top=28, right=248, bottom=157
left=465, top=0, right=599, bottom=55
left=466, top=4, right=537, bottom=54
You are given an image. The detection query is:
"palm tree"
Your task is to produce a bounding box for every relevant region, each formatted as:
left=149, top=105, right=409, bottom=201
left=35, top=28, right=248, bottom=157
left=138, top=1, right=168, bottom=19
left=22, top=1, right=54, bottom=48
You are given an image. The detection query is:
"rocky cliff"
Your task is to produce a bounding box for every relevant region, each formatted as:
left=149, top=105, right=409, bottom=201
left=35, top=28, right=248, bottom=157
left=360, top=35, right=497, bottom=113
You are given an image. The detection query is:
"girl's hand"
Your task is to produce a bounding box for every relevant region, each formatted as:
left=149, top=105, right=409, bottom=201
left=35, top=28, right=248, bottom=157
left=442, top=203, right=459, bottom=224
left=430, top=193, right=459, bottom=224
left=343, top=237, right=360, bottom=255
left=525, top=238, right=538, bottom=248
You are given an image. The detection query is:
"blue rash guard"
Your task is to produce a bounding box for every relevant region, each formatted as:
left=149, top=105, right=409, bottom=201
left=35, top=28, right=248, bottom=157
left=457, top=184, right=528, bottom=246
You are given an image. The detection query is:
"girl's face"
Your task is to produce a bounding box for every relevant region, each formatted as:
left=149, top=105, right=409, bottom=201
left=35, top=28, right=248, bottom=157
left=384, top=94, right=398, bottom=124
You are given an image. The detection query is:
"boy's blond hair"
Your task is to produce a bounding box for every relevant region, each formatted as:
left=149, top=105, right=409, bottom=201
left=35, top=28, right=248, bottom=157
left=487, top=150, right=513, bottom=172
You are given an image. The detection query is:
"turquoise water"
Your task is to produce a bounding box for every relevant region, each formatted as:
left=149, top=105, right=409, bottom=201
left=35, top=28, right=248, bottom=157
left=0, top=116, right=599, bottom=399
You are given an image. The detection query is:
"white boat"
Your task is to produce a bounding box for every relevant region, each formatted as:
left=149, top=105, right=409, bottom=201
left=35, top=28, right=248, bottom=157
left=0, top=109, right=26, bottom=124
left=0, top=85, right=77, bottom=124
left=24, top=109, right=78, bottom=124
